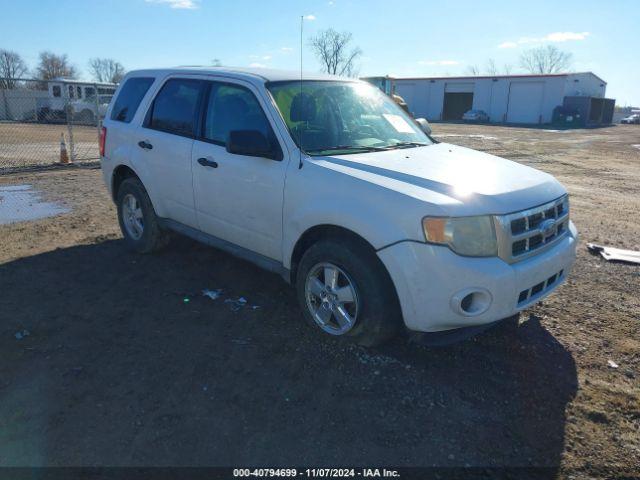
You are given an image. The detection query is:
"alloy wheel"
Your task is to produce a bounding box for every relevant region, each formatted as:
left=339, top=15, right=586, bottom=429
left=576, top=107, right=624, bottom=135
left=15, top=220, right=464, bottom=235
left=122, top=193, right=144, bottom=240
left=304, top=262, right=359, bottom=335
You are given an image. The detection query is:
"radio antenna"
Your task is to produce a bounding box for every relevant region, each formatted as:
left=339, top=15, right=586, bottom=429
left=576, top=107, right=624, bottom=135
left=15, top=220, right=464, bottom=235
left=298, top=15, right=304, bottom=169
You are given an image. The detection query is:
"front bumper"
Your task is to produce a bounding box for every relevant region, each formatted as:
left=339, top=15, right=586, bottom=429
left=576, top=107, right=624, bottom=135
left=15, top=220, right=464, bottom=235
left=377, top=221, right=578, bottom=333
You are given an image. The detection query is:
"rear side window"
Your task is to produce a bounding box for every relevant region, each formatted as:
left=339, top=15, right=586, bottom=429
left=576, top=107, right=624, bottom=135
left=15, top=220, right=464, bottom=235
left=147, top=78, right=203, bottom=137
left=110, top=77, right=154, bottom=123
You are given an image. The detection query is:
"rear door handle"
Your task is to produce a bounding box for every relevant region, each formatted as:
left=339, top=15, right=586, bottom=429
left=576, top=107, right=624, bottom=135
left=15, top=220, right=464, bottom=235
left=138, top=140, right=153, bottom=150
left=197, top=157, right=218, bottom=168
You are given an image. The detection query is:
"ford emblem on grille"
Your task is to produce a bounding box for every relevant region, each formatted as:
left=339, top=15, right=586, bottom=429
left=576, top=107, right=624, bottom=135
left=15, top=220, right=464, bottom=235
left=539, top=218, right=556, bottom=237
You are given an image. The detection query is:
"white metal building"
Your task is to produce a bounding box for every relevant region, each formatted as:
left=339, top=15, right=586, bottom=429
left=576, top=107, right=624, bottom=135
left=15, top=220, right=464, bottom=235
left=374, top=72, right=609, bottom=125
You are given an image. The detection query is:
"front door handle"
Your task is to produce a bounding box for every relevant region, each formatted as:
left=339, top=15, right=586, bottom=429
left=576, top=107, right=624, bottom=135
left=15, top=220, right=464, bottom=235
left=197, top=157, right=218, bottom=168
left=138, top=140, right=153, bottom=150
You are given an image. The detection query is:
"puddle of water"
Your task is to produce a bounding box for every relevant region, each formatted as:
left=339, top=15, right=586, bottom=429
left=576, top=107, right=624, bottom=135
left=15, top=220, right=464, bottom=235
left=0, top=184, right=70, bottom=225
left=632, top=144, right=640, bottom=151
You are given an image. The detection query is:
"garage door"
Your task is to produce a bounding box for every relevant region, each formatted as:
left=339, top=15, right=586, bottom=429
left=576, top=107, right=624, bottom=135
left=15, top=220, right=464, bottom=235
left=442, top=92, right=473, bottom=120
left=445, top=83, right=474, bottom=93
left=507, top=82, right=544, bottom=124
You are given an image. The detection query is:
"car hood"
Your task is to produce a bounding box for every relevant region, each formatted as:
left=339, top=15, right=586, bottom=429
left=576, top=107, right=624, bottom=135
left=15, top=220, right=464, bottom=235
left=313, top=142, right=566, bottom=216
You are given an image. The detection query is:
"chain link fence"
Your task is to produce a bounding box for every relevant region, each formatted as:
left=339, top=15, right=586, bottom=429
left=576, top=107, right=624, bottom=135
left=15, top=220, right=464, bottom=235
left=0, top=77, right=117, bottom=174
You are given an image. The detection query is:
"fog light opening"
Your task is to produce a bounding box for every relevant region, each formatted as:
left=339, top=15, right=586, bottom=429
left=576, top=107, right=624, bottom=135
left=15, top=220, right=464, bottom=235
left=451, top=288, right=492, bottom=317
left=460, top=293, right=474, bottom=313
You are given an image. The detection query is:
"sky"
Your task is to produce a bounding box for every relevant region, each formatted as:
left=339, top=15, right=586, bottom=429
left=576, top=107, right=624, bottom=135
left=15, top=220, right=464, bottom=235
left=2, top=0, right=639, bottom=105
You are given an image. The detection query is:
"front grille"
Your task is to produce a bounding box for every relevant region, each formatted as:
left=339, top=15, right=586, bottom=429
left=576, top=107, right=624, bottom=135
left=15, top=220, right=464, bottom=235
left=517, top=269, right=564, bottom=305
left=496, top=195, right=570, bottom=263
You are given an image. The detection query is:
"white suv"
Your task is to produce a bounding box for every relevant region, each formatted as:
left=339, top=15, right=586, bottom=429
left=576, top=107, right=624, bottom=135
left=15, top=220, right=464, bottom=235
left=100, top=67, right=577, bottom=346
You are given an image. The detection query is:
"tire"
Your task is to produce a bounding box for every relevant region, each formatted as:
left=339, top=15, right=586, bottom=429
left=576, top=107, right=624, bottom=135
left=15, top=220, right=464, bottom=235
left=295, top=238, right=401, bottom=347
left=78, top=109, right=95, bottom=125
left=116, top=177, right=170, bottom=253
left=37, top=108, right=48, bottom=123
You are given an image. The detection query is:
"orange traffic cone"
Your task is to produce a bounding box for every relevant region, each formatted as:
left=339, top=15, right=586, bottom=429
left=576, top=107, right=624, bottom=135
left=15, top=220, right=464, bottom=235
left=60, top=133, right=70, bottom=164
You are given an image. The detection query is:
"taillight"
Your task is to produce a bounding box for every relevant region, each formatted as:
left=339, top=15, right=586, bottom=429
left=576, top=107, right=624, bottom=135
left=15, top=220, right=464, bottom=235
left=99, top=126, right=107, bottom=157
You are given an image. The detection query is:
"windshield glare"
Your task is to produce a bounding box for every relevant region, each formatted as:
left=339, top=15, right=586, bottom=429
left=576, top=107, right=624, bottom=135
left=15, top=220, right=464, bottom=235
left=267, top=81, right=432, bottom=155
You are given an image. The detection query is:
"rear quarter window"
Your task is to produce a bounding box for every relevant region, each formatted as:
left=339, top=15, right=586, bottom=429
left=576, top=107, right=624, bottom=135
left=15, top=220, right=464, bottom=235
left=110, top=77, right=155, bottom=123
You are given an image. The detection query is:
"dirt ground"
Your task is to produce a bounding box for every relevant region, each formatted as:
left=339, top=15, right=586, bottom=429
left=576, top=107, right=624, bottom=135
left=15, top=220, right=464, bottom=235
left=0, top=123, right=638, bottom=477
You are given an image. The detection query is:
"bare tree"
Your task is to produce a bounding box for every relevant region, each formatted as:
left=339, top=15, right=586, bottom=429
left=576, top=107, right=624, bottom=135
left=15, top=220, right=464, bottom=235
left=485, top=59, right=515, bottom=76
left=485, top=58, right=498, bottom=76
left=309, top=29, right=362, bottom=77
left=88, top=58, right=125, bottom=83
left=36, top=51, right=77, bottom=80
left=519, top=45, right=572, bottom=74
left=465, top=64, right=481, bottom=76
left=0, top=49, right=29, bottom=88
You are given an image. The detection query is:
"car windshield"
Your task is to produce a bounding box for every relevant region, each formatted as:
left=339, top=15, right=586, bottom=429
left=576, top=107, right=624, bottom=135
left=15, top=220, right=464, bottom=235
left=267, top=80, right=433, bottom=155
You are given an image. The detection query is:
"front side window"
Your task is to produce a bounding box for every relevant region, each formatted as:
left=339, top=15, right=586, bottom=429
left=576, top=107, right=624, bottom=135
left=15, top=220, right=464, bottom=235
left=202, top=82, right=274, bottom=146
left=77, top=86, right=82, bottom=99
left=85, top=87, right=96, bottom=99
left=52, top=86, right=61, bottom=98
left=110, top=77, right=154, bottom=123
left=267, top=81, right=432, bottom=155
left=68, top=85, right=74, bottom=99
left=147, top=78, right=203, bottom=137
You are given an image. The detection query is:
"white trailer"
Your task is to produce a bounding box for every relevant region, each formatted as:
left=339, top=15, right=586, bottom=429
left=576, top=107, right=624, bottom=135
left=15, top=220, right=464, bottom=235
left=39, top=78, right=117, bottom=123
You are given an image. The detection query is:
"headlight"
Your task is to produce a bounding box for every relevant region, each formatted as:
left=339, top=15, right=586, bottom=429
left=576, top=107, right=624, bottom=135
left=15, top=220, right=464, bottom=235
left=422, top=215, right=497, bottom=257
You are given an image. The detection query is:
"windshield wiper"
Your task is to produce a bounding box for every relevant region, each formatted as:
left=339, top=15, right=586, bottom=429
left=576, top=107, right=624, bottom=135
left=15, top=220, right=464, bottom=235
left=306, top=145, right=388, bottom=154
left=383, top=141, right=430, bottom=150
left=306, top=142, right=430, bottom=154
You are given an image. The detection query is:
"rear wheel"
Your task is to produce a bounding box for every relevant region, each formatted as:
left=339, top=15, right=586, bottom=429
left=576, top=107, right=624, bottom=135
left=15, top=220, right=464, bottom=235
left=78, top=109, right=95, bottom=124
left=116, top=177, right=169, bottom=253
left=296, top=238, right=401, bottom=346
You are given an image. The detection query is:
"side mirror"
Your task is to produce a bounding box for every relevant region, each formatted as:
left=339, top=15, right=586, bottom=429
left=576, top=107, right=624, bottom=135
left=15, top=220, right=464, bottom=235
left=227, top=130, right=280, bottom=160
left=415, top=118, right=432, bottom=135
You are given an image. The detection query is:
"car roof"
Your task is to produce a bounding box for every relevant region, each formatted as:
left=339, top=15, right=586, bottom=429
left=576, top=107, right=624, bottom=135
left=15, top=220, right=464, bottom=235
left=123, top=66, right=354, bottom=85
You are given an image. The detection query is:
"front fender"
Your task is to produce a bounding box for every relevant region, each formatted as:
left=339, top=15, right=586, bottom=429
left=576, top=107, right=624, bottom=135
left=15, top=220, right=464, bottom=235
left=282, top=160, right=437, bottom=269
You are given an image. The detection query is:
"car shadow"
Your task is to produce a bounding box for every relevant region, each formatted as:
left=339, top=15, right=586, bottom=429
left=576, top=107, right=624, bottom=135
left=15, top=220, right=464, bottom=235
left=0, top=237, right=577, bottom=474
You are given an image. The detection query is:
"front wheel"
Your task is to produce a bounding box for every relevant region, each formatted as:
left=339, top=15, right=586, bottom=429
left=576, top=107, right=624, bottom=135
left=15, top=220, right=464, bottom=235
left=296, top=239, right=401, bottom=346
